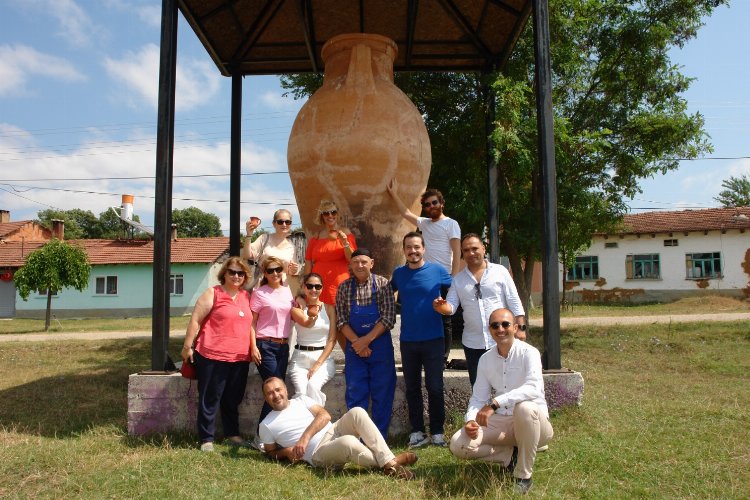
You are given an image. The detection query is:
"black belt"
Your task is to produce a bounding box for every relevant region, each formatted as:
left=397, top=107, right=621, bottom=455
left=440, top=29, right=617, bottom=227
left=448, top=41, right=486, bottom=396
left=295, top=344, right=324, bottom=351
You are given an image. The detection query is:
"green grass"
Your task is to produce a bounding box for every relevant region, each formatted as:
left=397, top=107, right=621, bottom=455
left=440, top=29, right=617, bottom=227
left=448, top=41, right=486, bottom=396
left=531, top=295, right=750, bottom=318
left=0, top=316, right=190, bottom=335
left=1, top=322, right=749, bottom=497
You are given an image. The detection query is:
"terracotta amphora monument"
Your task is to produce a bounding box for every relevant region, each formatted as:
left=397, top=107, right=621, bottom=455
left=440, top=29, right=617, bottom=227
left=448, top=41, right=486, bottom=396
left=287, top=33, right=431, bottom=275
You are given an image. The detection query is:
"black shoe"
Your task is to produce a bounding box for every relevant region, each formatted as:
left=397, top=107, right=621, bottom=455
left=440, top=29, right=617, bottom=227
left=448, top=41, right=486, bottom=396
left=506, top=446, right=518, bottom=474
left=514, top=477, right=532, bottom=494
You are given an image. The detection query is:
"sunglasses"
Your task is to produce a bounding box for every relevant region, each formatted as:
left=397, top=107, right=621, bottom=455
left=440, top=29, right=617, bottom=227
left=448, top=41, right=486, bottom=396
left=226, top=269, right=246, bottom=277
left=489, top=320, right=513, bottom=330
left=321, top=210, right=338, bottom=216
left=422, top=199, right=441, bottom=208
left=474, top=283, right=482, bottom=300
left=275, top=219, right=292, bottom=225
left=305, top=283, right=323, bottom=290
left=264, top=267, right=284, bottom=274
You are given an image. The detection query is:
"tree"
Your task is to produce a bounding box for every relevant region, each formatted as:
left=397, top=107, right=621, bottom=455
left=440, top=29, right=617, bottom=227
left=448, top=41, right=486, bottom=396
left=14, top=239, right=91, bottom=331
left=36, top=209, right=98, bottom=239
left=172, top=207, right=222, bottom=237
left=282, top=0, right=723, bottom=312
left=714, top=174, right=750, bottom=207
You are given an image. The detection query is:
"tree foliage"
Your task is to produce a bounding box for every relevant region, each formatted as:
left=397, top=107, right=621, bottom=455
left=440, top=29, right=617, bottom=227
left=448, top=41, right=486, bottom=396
left=281, top=0, right=726, bottom=310
left=36, top=208, right=144, bottom=239
left=14, top=239, right=91, bottom=331
left=172, top=207, right=222, bottom=237
left=714, top=174, right=750, bottom=208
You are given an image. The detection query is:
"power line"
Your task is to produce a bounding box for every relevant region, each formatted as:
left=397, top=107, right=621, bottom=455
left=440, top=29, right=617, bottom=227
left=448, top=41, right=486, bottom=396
left=0, top=171, right=288, bottom=182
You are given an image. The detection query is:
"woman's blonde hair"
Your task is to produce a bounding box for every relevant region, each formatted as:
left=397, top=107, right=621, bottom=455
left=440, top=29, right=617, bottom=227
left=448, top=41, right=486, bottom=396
left=314, top=199, right=338, bottom=226
left=217, top=256, right=251, bottom=285
left=259, top=255, right=285, bottom=286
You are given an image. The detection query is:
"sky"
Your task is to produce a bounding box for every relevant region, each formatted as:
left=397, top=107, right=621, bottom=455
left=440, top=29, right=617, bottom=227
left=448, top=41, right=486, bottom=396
left=1, top=0, right=748, bottom=236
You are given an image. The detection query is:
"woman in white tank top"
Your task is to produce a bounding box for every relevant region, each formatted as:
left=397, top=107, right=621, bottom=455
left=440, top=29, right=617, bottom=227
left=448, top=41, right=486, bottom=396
left=288, top=273, right=337, bottom=405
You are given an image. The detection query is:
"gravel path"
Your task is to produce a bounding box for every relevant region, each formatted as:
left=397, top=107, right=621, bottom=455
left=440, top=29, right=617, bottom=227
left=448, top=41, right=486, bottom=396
left=1, top=312, right=748, bottom=343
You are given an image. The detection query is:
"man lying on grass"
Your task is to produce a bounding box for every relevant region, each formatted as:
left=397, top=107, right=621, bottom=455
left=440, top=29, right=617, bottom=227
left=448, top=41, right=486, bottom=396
left=258, top=377, right=417, bottom=480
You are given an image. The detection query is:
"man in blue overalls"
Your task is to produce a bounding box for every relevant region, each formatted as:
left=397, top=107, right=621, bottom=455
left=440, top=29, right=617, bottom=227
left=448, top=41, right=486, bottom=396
left=335, top=248, right=397, bottom=438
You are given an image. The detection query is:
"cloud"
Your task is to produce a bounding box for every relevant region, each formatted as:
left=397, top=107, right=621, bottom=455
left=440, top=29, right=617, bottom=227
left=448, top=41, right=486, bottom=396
left=0, top=44, right=85, bottom=97
left=102, top=0, right=162, bottom=28
left=0, top=125, right=295, bottom=233
left=18, top=0, right=100, bottom=48
left=103, top=44, right=221, bottom=112
left=260, top=91, right=304, bottom=111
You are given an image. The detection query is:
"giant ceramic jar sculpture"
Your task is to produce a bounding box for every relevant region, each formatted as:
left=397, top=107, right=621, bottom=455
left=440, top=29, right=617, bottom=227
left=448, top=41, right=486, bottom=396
left=287, top=33, right=431, bottom=275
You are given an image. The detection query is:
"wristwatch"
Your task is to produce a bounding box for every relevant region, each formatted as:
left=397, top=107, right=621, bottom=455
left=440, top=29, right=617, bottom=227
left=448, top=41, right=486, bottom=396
left=487, top=399, right=499, bottom=411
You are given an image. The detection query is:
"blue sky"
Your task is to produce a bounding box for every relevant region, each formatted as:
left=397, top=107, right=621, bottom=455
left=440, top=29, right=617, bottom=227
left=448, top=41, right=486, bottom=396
left=1, top=1, right=748, bottom=235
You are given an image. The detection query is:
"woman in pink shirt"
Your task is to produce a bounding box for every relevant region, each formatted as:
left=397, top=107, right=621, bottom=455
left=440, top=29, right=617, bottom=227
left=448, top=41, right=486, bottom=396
left=250, top=256, right=312, bottom=430
left=181, top=256, right=252, bottom=452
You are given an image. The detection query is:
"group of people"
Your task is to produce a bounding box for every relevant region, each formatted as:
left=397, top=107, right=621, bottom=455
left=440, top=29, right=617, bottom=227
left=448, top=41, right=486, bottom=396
left=180, top=189, right=552, bottom=493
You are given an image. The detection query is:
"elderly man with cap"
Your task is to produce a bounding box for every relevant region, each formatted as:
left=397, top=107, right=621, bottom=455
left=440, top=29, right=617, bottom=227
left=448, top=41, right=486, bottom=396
left=334, top=247, right=397, bottom=438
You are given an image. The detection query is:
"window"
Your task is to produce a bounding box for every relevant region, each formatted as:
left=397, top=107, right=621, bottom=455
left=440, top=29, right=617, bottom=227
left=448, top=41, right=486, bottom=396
left=95, top=276, right=118, bottom=295
left=664, top=239, right=679, bottom=247
left=170, top=274, right=184, bottom=295
left=685, top=252, right=722, bottom=279
left=567, top=256, right=599, bottom=280
left=626, top=254, right=660, bottom=279
left=604, top=242, right=618, bottom=248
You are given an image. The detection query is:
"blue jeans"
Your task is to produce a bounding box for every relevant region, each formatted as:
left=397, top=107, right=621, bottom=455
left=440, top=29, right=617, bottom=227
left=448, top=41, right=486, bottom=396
left=400, top=337, right=445, bottom=435
left=256, top=339, right=290, bottom=427
left=194, top=351, right=250, bottom=442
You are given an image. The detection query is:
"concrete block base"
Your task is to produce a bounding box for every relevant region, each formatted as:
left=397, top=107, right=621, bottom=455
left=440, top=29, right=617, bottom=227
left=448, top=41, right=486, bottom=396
left=127, top=367, right=584, bottom=438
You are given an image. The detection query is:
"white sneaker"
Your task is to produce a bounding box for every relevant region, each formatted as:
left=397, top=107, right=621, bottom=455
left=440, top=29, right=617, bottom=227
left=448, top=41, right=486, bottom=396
left=408, top=431, right=430, bottom=448
left=250, top=436, right=265, bottom=452
left=431, top=433, right=447, bottom=447
left=537, top=444, right=549, bottom=452
left=200, top=442, right=214, bottom=452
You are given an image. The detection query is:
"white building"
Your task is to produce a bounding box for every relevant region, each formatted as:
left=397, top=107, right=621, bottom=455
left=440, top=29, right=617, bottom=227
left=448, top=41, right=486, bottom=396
left=563, top=207, right=750, bottom=303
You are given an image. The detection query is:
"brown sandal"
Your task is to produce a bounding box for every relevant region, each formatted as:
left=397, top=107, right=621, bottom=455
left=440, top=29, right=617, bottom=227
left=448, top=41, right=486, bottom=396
left=383, top=464, right=415, bottom=480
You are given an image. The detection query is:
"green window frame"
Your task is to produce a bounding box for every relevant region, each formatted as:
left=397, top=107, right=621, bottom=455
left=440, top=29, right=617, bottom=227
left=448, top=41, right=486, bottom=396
left=685, top=252, right=722, bottom=279
left=626, top=254, right=660, bottom=279
left=567, top=256, right=599, bottom=280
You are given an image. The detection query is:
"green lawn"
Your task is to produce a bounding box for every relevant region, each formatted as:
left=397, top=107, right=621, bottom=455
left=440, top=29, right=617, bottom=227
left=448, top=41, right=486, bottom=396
left=1, top=321, right=748, bottom=497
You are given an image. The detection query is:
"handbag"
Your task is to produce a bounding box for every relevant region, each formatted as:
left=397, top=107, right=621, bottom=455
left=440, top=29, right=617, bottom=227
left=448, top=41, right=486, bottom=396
left=180, top=359, right=197, bottom=379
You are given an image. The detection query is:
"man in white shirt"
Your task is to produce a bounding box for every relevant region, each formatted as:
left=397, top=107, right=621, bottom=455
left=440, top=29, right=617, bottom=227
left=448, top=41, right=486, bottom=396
left=258, top=377, right=417, bottom=480
left=434, top=234, right=526, bottom=385
left=387, top=180, right=461, bottom=364
left=448, top=308, right=552, bottom=494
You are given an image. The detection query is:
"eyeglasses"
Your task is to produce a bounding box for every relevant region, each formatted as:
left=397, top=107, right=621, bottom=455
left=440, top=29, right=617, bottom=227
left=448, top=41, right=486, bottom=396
left=422, top=199, right=441, bottom=208
left=305, top=283, right=323, bottom=290
left=264, top=267, right=284, bottom=274
left=321, top=210, right=338, bottom=216
left=275, top=219, right=292, bottom=225
left=474, top=283, right=482, bottom=300
left=489, top=320, right=513, bottom=330
left=226, top=269, right=246, bottom=277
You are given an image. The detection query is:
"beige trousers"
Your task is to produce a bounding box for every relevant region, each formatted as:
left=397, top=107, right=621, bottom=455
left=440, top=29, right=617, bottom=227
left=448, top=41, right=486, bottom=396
left=311, top=407, right=395, bottom=468
left=449, top=401, right=553, bottom=480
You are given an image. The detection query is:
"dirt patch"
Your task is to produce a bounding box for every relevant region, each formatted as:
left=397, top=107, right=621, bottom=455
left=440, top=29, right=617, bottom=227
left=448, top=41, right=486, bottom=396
left=580, top=287, right=645, bottom=302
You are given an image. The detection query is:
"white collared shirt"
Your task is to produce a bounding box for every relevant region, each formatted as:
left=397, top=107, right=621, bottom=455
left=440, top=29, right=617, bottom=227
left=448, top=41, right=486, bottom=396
left=466, top=340, right=547, bottom=421
left=445, top=261, right=525, bottom=349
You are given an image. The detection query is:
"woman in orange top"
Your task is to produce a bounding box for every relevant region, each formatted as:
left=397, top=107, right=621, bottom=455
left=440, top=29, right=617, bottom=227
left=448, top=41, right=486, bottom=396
left=304, top=200, right=357, bottom=305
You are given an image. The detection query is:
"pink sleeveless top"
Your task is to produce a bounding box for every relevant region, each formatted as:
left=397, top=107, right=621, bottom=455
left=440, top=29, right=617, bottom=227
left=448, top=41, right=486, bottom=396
left=195, top=285, right=252, bottom=362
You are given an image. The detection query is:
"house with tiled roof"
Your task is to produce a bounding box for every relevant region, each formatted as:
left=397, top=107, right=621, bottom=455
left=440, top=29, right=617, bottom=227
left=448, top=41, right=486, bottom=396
left=0, top=210, right=52, bottom=242
left=1, top=235, right=230, bottom=318
left=563, top=207, right=750, bottom=302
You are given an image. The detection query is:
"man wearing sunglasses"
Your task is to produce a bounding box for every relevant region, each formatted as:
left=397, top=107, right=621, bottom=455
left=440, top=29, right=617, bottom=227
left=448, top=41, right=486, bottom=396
left=448, top=308, right=552, bottom=495
left=434, top=233, right=526, bottom=386
left=387, top=179, right=461, bottom=366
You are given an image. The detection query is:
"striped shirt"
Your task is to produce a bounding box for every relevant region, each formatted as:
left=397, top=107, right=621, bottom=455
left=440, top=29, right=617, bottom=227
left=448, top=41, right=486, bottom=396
left=334, top=274, right=396, bottom=331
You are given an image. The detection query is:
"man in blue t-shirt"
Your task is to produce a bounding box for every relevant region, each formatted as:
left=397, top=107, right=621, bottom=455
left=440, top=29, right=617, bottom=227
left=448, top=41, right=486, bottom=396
left=390, top=232, right=453, bottom=448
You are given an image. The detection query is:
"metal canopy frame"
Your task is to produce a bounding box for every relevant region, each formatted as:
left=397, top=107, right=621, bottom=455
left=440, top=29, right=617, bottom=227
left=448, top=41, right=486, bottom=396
left=152, top=0, right=561, bottom=371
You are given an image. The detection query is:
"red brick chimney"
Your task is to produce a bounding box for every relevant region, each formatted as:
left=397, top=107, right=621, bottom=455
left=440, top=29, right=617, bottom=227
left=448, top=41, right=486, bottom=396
left=51, top=219, right=65, bottom=240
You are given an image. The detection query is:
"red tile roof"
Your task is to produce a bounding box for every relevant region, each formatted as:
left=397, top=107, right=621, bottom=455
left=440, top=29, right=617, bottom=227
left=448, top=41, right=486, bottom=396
left=0, top=237, right=229, bottom=267
left=600, top=207, right=750, bottom=235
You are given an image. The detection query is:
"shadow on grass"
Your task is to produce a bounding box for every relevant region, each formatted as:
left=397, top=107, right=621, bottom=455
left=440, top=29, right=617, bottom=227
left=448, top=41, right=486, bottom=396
left=0, top=338, right=174, bottom=438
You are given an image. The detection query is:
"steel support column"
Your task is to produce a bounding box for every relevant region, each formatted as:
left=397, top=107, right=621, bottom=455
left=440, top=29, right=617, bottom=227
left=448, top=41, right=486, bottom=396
left=532, top=0, right=561, bottom=369
left=483, top=72, right=500, bottom=264
left=151, top=0, right=178, bottom=371
left=229, top=73, right=243, bottom=256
